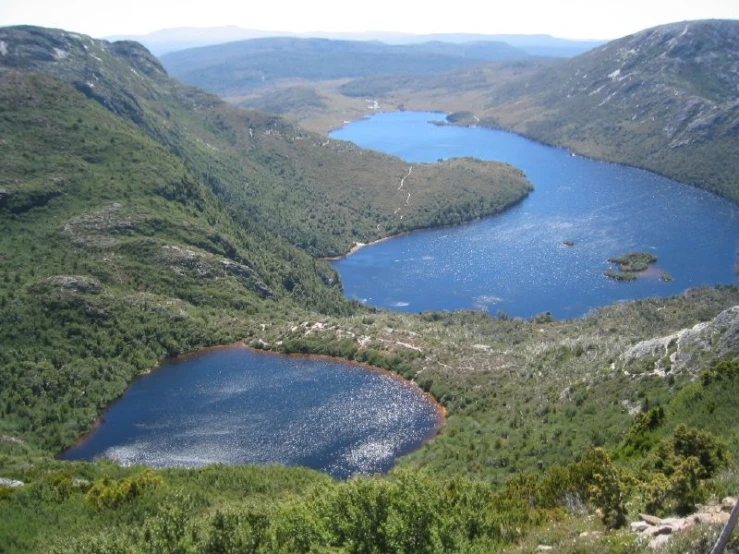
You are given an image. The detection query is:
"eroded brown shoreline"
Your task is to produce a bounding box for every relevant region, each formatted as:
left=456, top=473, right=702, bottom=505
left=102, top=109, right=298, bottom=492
left=248, top=343, right=447, bottom=423
left=59, top=341, right=446, bottom=462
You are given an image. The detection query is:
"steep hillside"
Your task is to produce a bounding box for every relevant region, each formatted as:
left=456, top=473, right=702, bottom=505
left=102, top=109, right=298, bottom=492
left=0, top=25, right=532, bottom=455
left=159, top=36, right=529, bottom=96
left=481, top=20, right=739, bottom=202
left=0, top=26, right=532, bottom=258
left=0, top=69, right=350, bottom=454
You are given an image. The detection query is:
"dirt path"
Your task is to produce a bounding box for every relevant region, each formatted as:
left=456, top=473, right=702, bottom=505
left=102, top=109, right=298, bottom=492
left=398, top=166, right=413, bottom=190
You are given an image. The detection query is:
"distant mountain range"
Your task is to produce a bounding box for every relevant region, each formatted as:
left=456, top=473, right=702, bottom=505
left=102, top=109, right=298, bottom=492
left=159, top=37, right=532, bottom=96
left=108, top=26, right=604, bottom=57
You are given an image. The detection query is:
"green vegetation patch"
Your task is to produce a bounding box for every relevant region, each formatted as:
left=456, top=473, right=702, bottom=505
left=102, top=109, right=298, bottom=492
left=605, top=251, right=658, bottom=281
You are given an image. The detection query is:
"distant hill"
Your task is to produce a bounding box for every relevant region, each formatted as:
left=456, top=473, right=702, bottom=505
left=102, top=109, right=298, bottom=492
left=106, top=26, right=281, bottom=55
left=479, top=19, right=739, bottom=202
left=109, top=26, right=602, bottom=57
left=159, top=37, right=529, bottom=95
left=398, top=33, right=604, bottom=57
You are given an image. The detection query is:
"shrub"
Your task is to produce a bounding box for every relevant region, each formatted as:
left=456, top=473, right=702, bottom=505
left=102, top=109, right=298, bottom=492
left=571, top=448, right=627, bottom=528
left=669, top=456, right=704, bottom=514
left=85, top=469, right=163, bottom=510
left=640, top=425, right=727, bottom=514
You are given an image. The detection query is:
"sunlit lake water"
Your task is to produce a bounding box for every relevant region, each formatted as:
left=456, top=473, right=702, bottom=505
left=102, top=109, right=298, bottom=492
left=62, top=346, right=442, bottom=479
left=330, top=111, right=739, bottom=318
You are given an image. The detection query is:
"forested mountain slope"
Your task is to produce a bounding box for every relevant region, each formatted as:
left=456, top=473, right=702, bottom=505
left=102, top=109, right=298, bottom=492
left=480, top=19, right=739, bottom=202
left=0, top=69, right=340, bottom=453
left=0, top=25, right=531, bottom=454
left=0, top=26, right=532, bottom=258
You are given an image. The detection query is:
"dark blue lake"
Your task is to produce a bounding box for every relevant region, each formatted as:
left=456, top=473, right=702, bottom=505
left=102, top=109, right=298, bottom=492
left=330, top=111, right=739, bottom=318
left=62, top=346, right=442, bottom=479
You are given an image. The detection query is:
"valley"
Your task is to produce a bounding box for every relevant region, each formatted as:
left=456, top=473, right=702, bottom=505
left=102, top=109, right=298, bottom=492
left=198, top=21, right=739, bottom=205
left=0, top=19, right=738, bottom=554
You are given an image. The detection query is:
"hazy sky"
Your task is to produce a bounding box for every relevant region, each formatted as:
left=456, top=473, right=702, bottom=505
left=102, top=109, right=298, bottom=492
left=1, top=0, right=738, bottom=40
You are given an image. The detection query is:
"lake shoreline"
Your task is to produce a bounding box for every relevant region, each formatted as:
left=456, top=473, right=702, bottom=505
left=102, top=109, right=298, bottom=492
left=446, top=117, right=739, bottom=208
left=330, top=107, right=737, bottom=208
left=323, top=190, right=532, bottom=261
left=58, top=341, right=446, bottom=468
left=328, top=110, right=739, bottom=318
left=248, top=343, right=447, bottom=422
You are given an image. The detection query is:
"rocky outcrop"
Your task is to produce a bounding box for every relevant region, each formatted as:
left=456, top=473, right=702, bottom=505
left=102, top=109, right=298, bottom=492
left=222, top=260, right=274, bottom=298
left=108, top=41, right=167, bottom=77
left=0, top=478, right=24, bottom=488
left=631, top=498, right=736, bottom=549
left=0, top=178, right=66, bottom=214
left=159, top=244, right=273, bottom=298
left=63, top=203, right=143, bottom=248
left=0, top=26, right=169, bottom=134
left=621, top=305, right=739, bottom=376
left=45, top=275, right=102, bottom=294
left=161, top=244, right=221, bottom=278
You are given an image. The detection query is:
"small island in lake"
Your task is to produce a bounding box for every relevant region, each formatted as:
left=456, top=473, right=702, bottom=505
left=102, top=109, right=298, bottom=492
left=604, top=251, right=658, bottom=282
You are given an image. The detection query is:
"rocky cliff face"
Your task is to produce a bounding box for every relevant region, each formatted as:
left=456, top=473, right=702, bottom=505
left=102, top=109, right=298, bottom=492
left=536, top=20, right=739, bottom=147
left=0, top=27, right=165, bottom=75
left=622, top=305, right=739, bottom=376
left=0, top=26, right=172, bottom=131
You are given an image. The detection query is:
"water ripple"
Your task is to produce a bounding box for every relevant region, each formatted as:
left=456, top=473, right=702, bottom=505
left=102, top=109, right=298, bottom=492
left=63, top=348, right=441, bottom=479
left=331, top=112, right=739, bottom=318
